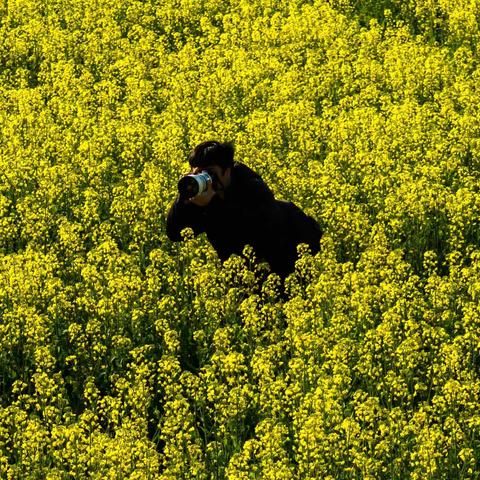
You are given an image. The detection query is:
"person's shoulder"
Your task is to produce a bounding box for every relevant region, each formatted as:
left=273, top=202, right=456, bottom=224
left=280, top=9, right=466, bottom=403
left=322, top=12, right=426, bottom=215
left=232, top=162, right=274, bottom=202
left=232, top=161, right=261, bottom=182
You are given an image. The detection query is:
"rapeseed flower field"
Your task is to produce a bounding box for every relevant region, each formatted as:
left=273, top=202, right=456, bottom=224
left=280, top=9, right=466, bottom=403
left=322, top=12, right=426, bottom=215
left=1, top=0, right=480, bottom=478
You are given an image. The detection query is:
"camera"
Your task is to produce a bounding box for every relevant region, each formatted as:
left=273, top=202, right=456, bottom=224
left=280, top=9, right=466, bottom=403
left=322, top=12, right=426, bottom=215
left=178, top=170, right=217, bottom=200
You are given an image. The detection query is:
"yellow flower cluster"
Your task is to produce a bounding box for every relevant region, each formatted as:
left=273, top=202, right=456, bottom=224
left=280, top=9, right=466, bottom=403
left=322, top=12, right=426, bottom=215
left=1, top=0, right=480, bottom=478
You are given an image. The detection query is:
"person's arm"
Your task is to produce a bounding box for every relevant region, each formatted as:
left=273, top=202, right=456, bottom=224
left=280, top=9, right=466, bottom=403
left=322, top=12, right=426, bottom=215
left=166, top=196, right=207, bottom=241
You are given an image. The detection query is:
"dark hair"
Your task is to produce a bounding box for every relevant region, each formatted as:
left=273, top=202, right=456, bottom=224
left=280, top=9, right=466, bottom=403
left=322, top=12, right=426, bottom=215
left=188, top=141, right=235, bottom=171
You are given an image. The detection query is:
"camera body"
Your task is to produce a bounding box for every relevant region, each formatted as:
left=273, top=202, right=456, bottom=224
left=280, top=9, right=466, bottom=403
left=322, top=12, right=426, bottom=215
left=178, top=170, right=218, bottom=200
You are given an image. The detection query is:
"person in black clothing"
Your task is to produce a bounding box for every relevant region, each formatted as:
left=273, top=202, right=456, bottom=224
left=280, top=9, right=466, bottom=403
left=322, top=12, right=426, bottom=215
left=166, top=141, right=322, bottom=279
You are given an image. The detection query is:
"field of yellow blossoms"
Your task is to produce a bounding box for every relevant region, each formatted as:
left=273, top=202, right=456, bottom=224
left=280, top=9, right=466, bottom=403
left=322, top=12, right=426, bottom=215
left=2, top=0, right=480, bottom=478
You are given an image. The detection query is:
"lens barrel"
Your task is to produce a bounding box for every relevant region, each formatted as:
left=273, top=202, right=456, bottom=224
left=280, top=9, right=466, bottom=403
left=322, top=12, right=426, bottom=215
left=178, top=172, right=211, bottom=199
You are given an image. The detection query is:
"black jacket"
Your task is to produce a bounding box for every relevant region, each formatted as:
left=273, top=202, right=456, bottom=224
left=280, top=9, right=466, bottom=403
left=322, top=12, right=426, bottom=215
left=166, top=162, right=321, bottom=278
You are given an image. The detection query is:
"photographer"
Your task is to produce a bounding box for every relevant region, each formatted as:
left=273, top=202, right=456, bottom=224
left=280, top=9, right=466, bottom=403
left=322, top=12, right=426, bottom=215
left=166, top=141, right=321, bottom=279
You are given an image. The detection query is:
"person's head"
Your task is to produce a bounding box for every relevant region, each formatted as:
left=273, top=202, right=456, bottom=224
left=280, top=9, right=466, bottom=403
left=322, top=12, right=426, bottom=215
left=188, top=140, right=234, bottom=171
left=188, top=140, right=235, bottom=190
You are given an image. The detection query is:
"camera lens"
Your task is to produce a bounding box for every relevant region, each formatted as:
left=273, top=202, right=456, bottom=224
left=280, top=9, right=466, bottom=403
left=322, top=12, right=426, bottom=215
left=178, top=172, right=211, bottom=199
left=205, top=169, right=218, bottom=190
left=178, top=176, right=200, bottom=199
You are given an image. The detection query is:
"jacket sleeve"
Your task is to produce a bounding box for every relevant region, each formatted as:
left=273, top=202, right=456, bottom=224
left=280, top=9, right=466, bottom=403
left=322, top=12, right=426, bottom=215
left=166, top=196, right=207, bottom=241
